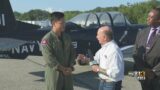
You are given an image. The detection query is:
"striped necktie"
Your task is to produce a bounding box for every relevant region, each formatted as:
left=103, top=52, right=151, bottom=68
left=146, top=28, right=157, bottom=49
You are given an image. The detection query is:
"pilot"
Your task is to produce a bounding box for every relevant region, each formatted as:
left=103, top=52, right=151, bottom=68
left=77, top=26, right=124, bottom=90
left=41, top=12, right=76, bottom=90
left=133, top=7, right=160, bottom=90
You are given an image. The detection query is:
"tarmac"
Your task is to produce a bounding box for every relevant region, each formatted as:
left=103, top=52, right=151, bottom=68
left=0, top=47, right=142, bottom=90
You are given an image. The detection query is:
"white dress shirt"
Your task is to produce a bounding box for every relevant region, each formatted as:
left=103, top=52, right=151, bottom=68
left=147, top=26, right=160, bottom=44
left=93, top=40, right=124, bottom=82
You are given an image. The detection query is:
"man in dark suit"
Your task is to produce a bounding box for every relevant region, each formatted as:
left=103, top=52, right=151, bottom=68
left=133, top=7, right=160, bottom=90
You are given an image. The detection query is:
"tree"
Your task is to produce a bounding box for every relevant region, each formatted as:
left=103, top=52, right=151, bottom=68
left=13, top=11, right=21, bottom=20
left=64, top=11, right=81, bottom=20
left=18, top=9, right=50, bottom=20
left=14, top=1, right=160, bottom=24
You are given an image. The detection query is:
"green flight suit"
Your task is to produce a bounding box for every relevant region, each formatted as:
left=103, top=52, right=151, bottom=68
left=41, top=31, right=76, bottom=90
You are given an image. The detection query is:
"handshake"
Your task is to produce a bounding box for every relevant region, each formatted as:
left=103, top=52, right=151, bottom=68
left=76, top=54, right=90, bottom=65
left=76, top=49, right=95, bottom=65
left=76, top=54, right=107, bottom=75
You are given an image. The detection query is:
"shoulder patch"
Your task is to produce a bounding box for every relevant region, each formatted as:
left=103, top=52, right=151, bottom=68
left=41, top=39, right=48, bottom=45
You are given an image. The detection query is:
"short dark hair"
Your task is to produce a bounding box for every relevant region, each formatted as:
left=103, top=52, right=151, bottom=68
left=50, top=12, right=64, bottom=23
left=152, top=7, right=160, bottom=19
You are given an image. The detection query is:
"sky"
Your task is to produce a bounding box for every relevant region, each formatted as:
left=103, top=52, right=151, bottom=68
left=10, top=0, right=147, bottom=13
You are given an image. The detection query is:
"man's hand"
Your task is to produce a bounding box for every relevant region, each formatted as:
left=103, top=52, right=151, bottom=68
left=77, top=54, right=85, bottom=60
left=144, top=68, right=156, bottom=80
left=76, top=54, right=90, bottom=65
left=92, top=65, right=100, bottom=73
left=62, top=67, right=72, bottom=76
left=58, top=65, right=73, bottom=76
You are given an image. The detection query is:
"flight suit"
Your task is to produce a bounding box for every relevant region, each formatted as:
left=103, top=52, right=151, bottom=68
left=41, top=31, right=76, bottom=90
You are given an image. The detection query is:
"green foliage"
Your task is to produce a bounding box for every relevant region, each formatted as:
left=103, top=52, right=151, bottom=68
left=118, top=1, right=158, bottom=24
left=14, top=9, right=50, bottom=20
left=64, top=11, right=81, bottom=20
left=13, top=11, right=21, bottom=20
left=14, top=1, right=160, bottom=24
left=88, top=7, right=118, bottom=13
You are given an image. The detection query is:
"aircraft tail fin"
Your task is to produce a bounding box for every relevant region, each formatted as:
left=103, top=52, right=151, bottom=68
left=0, top=0, right=16, bottom=32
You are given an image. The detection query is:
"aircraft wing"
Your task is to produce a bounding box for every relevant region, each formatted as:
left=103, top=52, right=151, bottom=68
left=120, top=45, right=134, bottom=58
left=120, top=45, right=134, bottom=51
left=0, top=38, right=27, bottom=50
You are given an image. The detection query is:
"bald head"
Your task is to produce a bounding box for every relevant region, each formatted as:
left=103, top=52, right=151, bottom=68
left=98, top=26, right=113, bottom=40
left=96, top=26, right=113, bottom=45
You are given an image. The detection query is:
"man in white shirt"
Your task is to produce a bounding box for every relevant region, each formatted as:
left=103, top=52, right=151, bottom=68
left=77, top=26, right=124, bottom=90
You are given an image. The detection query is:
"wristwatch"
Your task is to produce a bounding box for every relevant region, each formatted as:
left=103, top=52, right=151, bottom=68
left=89, top=60, right=98, bottom=66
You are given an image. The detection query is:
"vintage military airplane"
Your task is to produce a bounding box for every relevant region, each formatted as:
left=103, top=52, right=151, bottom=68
left=65, top=12, right=147, bottom=55
left=0, top=0, right=147, bottom=59
left=0, top=0, right=49, bottom=58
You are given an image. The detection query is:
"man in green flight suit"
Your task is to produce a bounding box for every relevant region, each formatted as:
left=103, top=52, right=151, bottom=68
left=41, top=12, right=76, bottom=90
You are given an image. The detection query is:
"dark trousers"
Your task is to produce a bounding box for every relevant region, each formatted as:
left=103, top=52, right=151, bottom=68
left=115, top=80, right=122, bottom=90
left=140, top=77, right=160, bottom=90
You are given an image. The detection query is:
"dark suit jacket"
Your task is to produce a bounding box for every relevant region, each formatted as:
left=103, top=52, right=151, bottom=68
left=133, top=27, right=160, bottom=77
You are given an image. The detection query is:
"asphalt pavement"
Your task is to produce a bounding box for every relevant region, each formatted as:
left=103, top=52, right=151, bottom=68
left=0, top=47, right=142, bottom=90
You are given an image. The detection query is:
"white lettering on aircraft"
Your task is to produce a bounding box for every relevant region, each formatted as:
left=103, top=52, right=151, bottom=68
left=29, top=45, right=35, bottom=52
left=11, top=41, right=42, bottom=54
left=0, top=14, right=5, bottom=26
left=36, top=41, right=42, bottom=51
left=72, top=42, right=77, bottom=48
left=21, top=46, right=29, bottom=53
left=32, top=40, right=41, bottom=51
left=11, top=44, right=35, bottom=54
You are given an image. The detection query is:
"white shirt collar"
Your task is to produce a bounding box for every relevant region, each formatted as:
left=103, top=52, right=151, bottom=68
left=102, top=40, right=114, bottom=47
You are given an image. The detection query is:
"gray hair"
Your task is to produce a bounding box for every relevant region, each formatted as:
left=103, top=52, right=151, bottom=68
left=99, top=26, right=113, bottom=40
